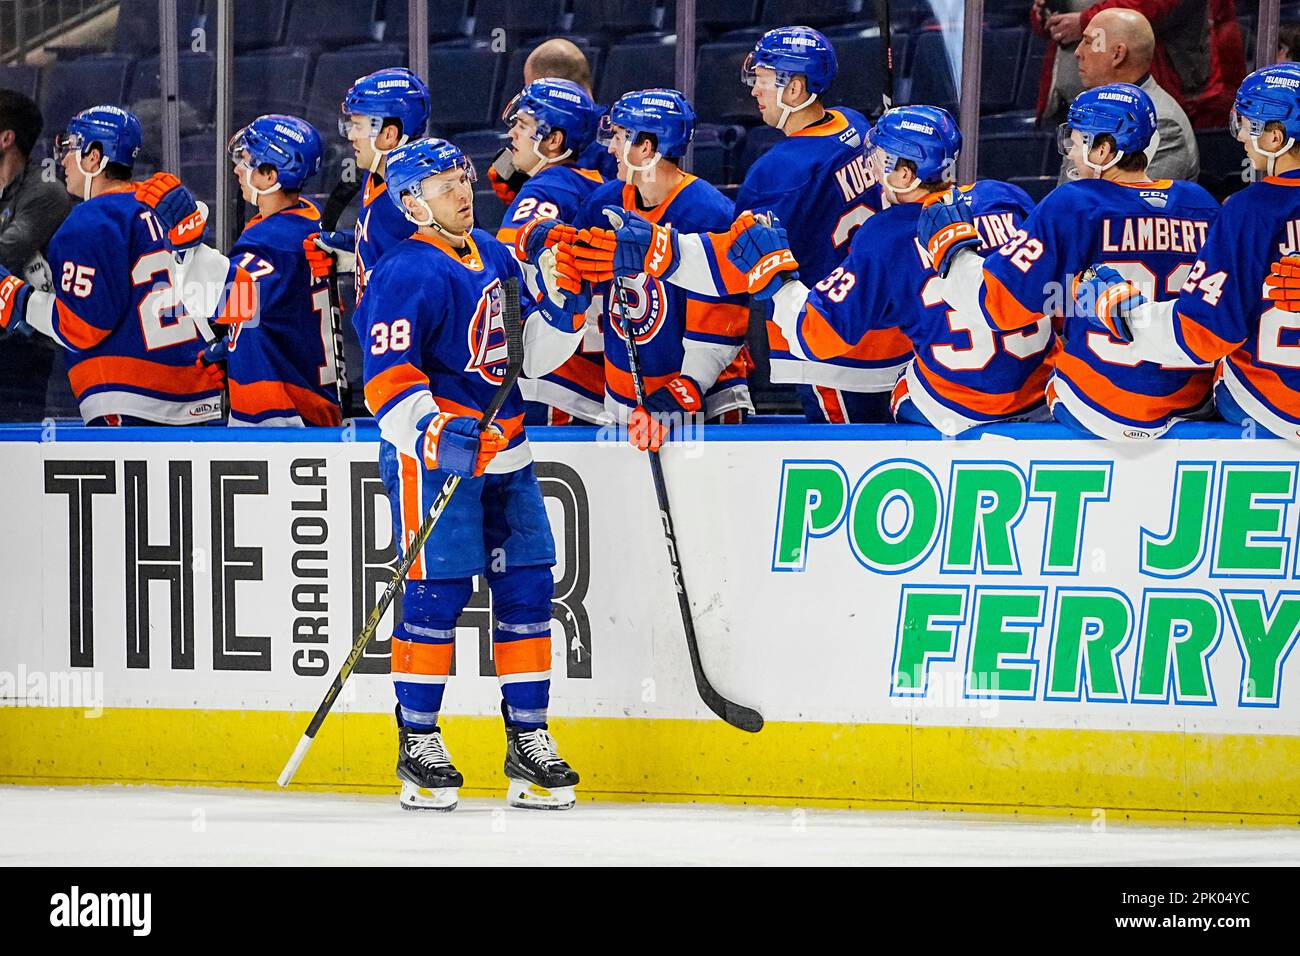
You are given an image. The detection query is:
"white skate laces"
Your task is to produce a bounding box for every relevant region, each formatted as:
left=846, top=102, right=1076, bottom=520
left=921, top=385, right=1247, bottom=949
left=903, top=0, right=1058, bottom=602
left=408, top=729, right=454, bottom=768
left=517, top=728, right=564, bottom=767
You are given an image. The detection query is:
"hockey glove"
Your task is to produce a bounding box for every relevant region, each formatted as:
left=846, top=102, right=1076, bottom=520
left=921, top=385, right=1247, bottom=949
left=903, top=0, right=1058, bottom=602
left=0, top=270, right=33, bottom=335
left=918, top=188, right=980, bottom=278
left=536, top=246, right=591, bottom=330
left=628, top=375, right=704, bottom=453
left=1266, top=255, right=1300, bottom=312
left=514, top=215, right=578, bottom=268
left=195, top=337, right=229, bottom=388
left=423, top=412, right=508, bottom=478
left=135, top=172, right=208, bottom=250
left=488, top=147, right=529, bottom=206
left=569, top=207, right=680, bottom=282
left=725, top=212, right=799, bottom=300
left=304, top=232, right=356, bottom=278
left=1072, top=265, right=1144, bottom=342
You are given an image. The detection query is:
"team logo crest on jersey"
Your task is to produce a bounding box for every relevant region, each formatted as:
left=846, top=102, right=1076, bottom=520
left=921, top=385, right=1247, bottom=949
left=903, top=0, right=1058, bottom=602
left=465, top=279, right=509, bottom=383
left=608, top=274, right=667, bottom=345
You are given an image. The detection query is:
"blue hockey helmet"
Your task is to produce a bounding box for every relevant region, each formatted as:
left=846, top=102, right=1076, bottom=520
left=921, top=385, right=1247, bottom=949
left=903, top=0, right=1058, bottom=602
left=55, top=105, right=143, bottom=168
left=385, top=137, right=477, bottom=233
left=742, top=26, right=837, bottom=95
left=867, top=105, right=961, bottom=185
left=598, top=88, right=696, bottom=177
left=1231, top=63, right=1300, bottom=173
left=339, top=67, right=430, bottom=143
left=501, top=78, right=601, bottom=172
left=1058, top=83, right=1156, bottom=175
left=229, top=114, right=323, bottom=192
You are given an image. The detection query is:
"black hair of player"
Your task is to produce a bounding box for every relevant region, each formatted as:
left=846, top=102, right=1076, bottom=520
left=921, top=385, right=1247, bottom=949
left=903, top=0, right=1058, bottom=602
left=0, top=89, right=43, bottom=158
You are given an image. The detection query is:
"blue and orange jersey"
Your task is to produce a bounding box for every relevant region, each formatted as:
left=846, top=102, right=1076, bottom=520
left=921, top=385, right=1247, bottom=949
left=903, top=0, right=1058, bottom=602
left=43, top=184, right=223, bottom=424
left=1160, top=169, right=1300, bottom=436
left=574, top=173, right=752, bottom=418
left=356, top=227, right=541, bottom=474
left=353, top=169, right=413, bottom=310
left=498, top=164, right=606, bottom=423
left=224, top=198, right=342, bottom=427
left=733, top=108, right=883, bottom=388
left=980, top=177, right=1221, bottom=431
left=781, top=181, right=1048, bottom=419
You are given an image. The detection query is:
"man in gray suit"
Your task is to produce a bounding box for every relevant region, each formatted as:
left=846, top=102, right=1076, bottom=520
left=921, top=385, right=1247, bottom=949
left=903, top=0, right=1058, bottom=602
left=1061, top=8, right=1199, bottom=183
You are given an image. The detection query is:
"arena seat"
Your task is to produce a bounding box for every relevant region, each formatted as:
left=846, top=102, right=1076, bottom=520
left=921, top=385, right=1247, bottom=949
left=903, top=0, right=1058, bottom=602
left=822, top=26, right=911, bottom=117
left=285, top=0, right=382, bottom=49
left=40, top=55, right=134, bottom=141
left=689, top=123, right=744, bottom=185
left=232, top=0, right=290, bottom=51
left=695, top=40, right=763, bottom=124
left=759, top=0, right=866, bottom=28
left=232, top=47, right=315, bottom=129
left=694, top=0, right=761, bottom=32
left=1007, top=174, right=1055, bottom=203
left=113, top=0, right=201, bottom=55
left=305, top=46, right=408, bottom=139
left=596, top=35, right=677, bottom=105
left=569, top=0, right=667, bottom=37
left=977, top=130, right=1052, bottom=182
left=981, top=27, right=1027, bottom=115
left=427, top=44, right=505, bottom=132
left=129, top=52, right=217, bottom=127
left=382, top=0, right=471, bottom=44
left=470, top=0, right=568, bottom=39
left=0, top=64, right=40, bottom=101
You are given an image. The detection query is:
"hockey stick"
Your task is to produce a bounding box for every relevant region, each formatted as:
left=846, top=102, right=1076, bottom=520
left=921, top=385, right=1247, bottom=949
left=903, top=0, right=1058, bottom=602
left=611, top=276, right=764, bottom=733
left=319, top=179, right=358, bottom=417
left=278, top=277, right=525, bottom=787
left=874, top=0, right=895, bottom=111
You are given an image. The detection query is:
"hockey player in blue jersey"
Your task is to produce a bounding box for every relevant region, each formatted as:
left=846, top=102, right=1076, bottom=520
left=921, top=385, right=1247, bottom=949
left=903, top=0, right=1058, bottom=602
left=540, top=88, right=754, bottom=447
left=0, top=106, right=225, bottom=424
left=354, top=138, right=589, bottom=811
left=567, top=27, right=891, bottom=423
left=919, top=84, right=1221, bottom=440
left=170, top=114, right=342, bottom=427
left=495, top=78, right=607, bottom=426
left=720, top=105, right=1051, bottom=434
left=1077, top=64, right=1300, bottom=441
left=309, top=68, right=430, bottom=308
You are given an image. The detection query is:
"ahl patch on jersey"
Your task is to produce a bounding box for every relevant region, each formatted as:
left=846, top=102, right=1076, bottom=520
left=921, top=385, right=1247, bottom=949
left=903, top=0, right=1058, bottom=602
left=465, top=278, right=509, bottom=384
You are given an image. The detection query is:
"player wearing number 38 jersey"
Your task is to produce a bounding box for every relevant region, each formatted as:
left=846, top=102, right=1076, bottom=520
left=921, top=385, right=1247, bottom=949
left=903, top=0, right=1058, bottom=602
left=0, top=106, right=224, bottom=424
left=927, top=84, right=1221, bottom=440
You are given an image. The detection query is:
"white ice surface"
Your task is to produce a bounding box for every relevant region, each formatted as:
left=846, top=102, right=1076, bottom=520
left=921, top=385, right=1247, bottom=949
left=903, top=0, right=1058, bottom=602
left=2, top=786, right=1297, bottom=866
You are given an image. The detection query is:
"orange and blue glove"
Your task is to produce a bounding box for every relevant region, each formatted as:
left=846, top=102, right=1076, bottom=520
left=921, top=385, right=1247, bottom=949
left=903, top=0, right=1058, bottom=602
left=725, top=212, right=799, bottom=299
left=135, top=172, right=208, bottom=250
left=628, top=375, right=703, bottom=453
left=195, top=337, right=228, bottom=388
left=1266, top=255, right=1300, bottom=312
left=0, top=266, right=33, bottom=336
left=1072, top=265, right=1145, bottom=342
left=423, top=412, right=508, bottom=478
left=917, top=188, right=980, bottom=278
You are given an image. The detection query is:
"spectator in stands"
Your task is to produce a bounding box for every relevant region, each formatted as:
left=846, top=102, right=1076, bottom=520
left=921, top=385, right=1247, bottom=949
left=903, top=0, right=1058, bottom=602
left=1063, top=8, right=1199, bottom=182
left=0, top=90, right=70, bottom=421
left=1033, top=0, right=1210, bottom=127
left=1278, top=23, right=1300, bottom=62
left=1187, top=0, right=1246, bottom=127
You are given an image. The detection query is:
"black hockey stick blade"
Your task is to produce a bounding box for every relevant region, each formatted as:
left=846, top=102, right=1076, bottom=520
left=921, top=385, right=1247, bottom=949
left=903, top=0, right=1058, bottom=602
left=613, top=277, right=764, bottom=733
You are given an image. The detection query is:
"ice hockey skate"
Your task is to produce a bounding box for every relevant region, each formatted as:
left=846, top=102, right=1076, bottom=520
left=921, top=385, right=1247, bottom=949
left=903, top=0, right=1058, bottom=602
left=396, top=706, right=463, bottom=812
left=502, top=702, right=579, bottom=810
